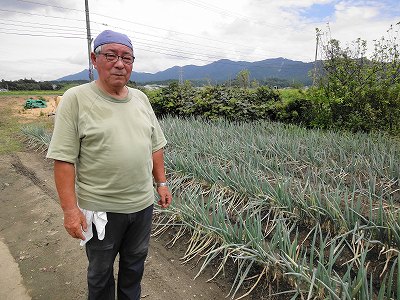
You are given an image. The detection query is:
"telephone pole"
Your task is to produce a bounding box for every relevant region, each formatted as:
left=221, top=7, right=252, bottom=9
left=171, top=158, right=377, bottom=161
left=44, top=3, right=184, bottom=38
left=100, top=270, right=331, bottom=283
left=178, top=67, right=183, bottom=85
left=85, top=0, right=94, bottom=81
left=313, top=28, right=322, bottom=86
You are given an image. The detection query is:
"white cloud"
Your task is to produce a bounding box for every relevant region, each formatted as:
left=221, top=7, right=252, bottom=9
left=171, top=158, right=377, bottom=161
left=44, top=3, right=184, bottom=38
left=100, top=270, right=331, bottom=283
left=0, top=0, right=398, bottom=80
left=66, top=49, right=89, bottom=66
left=335, top=1, right=379, bottom=20
left=270, top=0, right=333, bottom=8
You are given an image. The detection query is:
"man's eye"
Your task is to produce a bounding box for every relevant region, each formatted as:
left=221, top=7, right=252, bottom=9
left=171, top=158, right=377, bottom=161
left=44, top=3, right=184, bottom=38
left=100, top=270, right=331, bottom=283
left=122, top=56, right=133, bottom=62
left=106, top=54, right=117, bottom=59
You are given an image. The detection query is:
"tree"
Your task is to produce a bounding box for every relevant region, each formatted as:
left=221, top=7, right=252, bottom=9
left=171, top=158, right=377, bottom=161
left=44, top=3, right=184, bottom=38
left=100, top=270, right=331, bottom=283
left=311, top=22, right=400, bottom=132
left=235, top=70, right=250, bottom=89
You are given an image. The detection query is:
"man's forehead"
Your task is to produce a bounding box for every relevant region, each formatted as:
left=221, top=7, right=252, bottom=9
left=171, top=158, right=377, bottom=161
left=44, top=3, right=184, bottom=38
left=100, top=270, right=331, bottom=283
left=102, top=43, right=133, bottom=54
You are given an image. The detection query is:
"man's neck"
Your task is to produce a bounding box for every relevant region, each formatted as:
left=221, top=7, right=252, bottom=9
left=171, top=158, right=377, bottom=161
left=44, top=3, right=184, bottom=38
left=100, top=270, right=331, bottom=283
left=95, top=80, right=128, bottom=100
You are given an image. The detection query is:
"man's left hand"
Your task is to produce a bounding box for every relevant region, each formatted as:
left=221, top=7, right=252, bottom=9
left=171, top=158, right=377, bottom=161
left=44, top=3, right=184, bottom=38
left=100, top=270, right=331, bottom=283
left=157, top=186, right=172, bottom=208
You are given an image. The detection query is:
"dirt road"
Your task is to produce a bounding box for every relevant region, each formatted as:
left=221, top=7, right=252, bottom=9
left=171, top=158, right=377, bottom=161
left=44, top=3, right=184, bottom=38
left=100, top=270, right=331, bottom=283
left=0, top=96, right=231, bottom=300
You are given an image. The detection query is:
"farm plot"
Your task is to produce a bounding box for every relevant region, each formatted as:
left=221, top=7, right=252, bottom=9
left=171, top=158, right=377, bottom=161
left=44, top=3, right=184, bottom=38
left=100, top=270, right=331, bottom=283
left=154, top=117, right=400, bottom=299
left=23, top=116, right=400, bottom=299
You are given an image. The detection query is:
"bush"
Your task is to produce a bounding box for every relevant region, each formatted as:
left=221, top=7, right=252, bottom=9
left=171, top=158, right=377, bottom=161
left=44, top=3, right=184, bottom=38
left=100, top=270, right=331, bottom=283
left=310, top=23, right=400, bottom=133
left=148, top=82, right=283, bottom=121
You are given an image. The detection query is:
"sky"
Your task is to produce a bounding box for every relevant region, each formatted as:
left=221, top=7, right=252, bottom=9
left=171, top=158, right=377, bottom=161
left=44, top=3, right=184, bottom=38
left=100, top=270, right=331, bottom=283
left=0, top=0, right=399, bottom=81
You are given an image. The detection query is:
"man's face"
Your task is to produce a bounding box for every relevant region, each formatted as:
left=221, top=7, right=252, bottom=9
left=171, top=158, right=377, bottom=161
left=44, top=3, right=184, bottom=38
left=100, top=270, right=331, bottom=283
left=92, top=43, right=133, bottom=89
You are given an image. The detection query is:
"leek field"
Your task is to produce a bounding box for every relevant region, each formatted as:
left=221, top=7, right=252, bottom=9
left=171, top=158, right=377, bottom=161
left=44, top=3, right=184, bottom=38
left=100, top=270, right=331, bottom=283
left=23, top=117, right=400, bottom=299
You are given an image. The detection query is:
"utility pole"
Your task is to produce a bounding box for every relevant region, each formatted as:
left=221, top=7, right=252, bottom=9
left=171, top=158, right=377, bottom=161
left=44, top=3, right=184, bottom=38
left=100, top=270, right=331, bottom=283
left=85, top=0, right=94, bottom=81
left=313, top=28, right=321, bottom=86
left=178, top=67, right=183, bottom=85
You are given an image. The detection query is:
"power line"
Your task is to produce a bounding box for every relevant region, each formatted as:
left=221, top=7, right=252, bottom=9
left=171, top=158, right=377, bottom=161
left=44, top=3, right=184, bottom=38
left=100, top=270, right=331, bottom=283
left=0, top=30, right=85, bottom=39
left=1, top=15, right=291, bottom=62
left=87, top=10, right=315, bottom=61
left=0, top=18, right=86, bottom=31
left=1, top=3, right=315, bottom=67
left=0, top=9, right=86, bottom=22
left=0, top=21, right=225, bottom=60
left=90, top=12, right=253, bottom=49
left=179, top=0, right=291, bottom=30
left=94, top=23, right=310, bottom=61
left=0, top=29, right=309, bottom=76
left=14, top=0, right=311, bottom=57
left=17, top=0, right=320, bottom=32
left=0, top=18, right=311, bottom=64
left=17, top=0, right=295, bottom=31
left=132, top=41, right=226, bottom=61
left=16, top=0, right=82, bottom=13
left=0, top=22, right=84, bottom=35
left=16, top=0, right=258, bottom=48
left=2, top=7, right=287, bottom=61
left=92, top=25, right=271, bottom=60
left=0, top=23, right=312, bottom=67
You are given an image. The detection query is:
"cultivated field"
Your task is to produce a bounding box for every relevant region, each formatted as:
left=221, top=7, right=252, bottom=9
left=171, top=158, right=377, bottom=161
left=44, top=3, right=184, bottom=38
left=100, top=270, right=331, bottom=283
left=154, top=117, right=400, bottom=299
left=6, top=94, right=400, bottom=299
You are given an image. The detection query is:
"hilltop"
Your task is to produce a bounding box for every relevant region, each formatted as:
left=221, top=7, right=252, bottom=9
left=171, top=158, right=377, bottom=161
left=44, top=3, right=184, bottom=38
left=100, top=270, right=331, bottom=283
left=57, top=57, right=314, bottom=86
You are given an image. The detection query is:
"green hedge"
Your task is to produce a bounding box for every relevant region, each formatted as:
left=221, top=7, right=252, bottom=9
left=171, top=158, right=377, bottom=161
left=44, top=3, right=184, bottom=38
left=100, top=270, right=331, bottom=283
left=145, top=81, right=400, bottom=134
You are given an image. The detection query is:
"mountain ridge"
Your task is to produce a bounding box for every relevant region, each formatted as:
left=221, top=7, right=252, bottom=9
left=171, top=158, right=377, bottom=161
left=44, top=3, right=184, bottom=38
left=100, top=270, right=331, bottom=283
left=57, top=57, right=314, bottom=85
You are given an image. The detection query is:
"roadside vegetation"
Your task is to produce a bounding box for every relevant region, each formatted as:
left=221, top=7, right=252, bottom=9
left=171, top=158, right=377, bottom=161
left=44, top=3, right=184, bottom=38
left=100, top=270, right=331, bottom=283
left=0, top=96, right=55, bottom=154
left=0, top=106, right=24, bottom=154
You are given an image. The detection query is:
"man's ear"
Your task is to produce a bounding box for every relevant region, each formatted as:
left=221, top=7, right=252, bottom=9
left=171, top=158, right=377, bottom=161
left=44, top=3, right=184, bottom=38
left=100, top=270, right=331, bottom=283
left=91, top=52, right=97, bottom=69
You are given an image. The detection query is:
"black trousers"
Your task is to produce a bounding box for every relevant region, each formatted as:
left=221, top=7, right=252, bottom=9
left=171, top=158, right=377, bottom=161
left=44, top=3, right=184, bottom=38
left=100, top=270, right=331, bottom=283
left=85, top=205, right=153, bottom=300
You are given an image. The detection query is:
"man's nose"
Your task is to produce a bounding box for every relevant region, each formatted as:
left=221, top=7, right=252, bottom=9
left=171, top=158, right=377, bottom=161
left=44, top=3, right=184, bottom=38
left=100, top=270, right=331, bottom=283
left=114, top=58, right=125, bottom=68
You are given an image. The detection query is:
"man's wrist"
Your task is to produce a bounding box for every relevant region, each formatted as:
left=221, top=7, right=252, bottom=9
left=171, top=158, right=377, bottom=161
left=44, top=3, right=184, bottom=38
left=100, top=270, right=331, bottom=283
left=155, top=182, right=168, bottom=187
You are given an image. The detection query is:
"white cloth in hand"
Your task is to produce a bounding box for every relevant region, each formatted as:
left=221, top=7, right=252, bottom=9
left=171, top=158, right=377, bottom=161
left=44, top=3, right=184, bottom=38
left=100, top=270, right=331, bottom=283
left=79, top=209, right=108, bottom=246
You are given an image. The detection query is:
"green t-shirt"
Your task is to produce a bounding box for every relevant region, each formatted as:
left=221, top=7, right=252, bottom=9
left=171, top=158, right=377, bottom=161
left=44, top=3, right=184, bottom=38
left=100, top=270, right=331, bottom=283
left=46, top=82, right=167, bottom=213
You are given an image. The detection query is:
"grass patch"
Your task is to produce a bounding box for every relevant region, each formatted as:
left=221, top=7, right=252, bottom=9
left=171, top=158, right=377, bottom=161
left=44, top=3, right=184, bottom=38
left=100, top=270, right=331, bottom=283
left=0, top=90, right=63, bottom=96
left=278, top=88, right=305, bottom=103
left=0, top=95, right=55, bottom=155
left=0, top=106, right=25, bottom=154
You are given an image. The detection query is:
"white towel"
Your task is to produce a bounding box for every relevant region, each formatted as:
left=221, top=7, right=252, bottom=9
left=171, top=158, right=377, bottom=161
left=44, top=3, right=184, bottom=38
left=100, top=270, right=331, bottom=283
left=79, top=209, right=108, bottom=246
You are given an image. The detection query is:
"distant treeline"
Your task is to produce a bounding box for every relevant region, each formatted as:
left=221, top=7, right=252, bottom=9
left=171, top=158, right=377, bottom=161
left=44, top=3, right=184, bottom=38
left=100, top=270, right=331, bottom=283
left=0, top=76, right=296, bottom=91
left=141, top=77, right=296, bottom=88
left=0, top=79, right=63, bottom=91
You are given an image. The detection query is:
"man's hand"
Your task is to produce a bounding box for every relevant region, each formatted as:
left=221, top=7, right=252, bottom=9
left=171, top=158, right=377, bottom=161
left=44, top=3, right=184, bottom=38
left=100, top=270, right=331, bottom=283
left=156, top=186, right=172, bottom=208
left=63, top=207, right=87, bottom=240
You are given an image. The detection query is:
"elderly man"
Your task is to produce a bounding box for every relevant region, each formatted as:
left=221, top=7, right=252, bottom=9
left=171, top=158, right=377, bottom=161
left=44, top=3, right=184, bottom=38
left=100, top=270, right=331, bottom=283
left=47, top=30, right=172, bottom=300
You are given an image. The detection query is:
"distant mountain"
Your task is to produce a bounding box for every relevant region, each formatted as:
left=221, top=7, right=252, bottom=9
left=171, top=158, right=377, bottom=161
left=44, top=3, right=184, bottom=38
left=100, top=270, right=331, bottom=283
left=57, top=57, right=314, bottom=85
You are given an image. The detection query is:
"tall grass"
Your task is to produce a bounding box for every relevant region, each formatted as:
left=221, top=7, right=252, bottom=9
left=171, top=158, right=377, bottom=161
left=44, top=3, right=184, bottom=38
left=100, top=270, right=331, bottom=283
left=0, top=106, right=24, bottom=154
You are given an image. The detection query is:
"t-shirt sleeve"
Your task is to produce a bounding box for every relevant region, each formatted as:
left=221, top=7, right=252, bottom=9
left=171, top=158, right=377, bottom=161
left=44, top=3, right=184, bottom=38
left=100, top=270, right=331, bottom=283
left=150, top=109, right=167, bottom=152
left=46, top=89, right=81, bottom=163
left=134, top=89, right=167, bottom=152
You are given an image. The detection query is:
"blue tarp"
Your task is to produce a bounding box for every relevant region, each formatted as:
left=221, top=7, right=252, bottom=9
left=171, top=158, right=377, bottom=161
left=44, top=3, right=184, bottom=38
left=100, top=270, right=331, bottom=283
left=24, top=99, right=47, bottom=109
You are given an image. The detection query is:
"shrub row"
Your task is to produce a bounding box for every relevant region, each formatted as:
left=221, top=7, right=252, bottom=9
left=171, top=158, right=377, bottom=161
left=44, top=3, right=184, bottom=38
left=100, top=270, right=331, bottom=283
left=144, top=81, right=400, bottom=134
left=148, top=82, right=285, bottom=122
